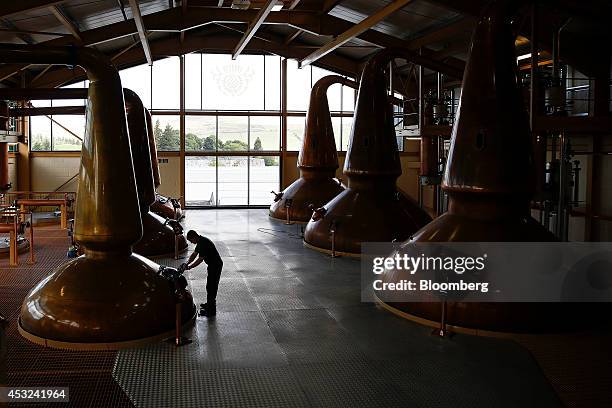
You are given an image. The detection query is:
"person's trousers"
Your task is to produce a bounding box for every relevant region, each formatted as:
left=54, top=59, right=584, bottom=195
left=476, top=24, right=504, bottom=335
left=206, top=265, right=222, bottom=306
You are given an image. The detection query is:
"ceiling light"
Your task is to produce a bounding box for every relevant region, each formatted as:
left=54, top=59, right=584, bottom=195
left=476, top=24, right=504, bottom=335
left=271, top=2, right=284, bottom=11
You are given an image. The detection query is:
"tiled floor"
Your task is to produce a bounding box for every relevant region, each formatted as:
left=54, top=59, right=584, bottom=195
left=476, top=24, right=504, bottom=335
left=114, top=210, right=562, bottom=408
left=2, top=209, right=610, bottom=407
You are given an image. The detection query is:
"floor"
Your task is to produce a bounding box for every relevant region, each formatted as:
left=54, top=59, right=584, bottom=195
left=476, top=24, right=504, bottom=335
left=1, top=209, right=610, bottom=407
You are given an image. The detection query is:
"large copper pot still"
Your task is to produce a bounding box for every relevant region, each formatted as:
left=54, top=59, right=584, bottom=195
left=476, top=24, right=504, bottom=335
left=4, top=44, right=195, bottom=349
left=124, top=89, right=188, bottom=257
left=377, top=1, right=604, bottom=333
left=303, top=50, right=432, bottom=256
left=269, top=75, right=357, bottom=224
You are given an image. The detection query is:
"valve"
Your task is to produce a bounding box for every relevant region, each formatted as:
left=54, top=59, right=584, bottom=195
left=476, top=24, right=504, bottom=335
left=271, top=191, right=283, bottom=202
left=165, top=218, right=184, bottom=235
left=311, top=207, right=327, bottom=221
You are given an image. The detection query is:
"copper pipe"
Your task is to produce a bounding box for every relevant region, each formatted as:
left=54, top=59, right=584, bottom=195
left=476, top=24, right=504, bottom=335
left=304, top=51, right=432, bottom=256
left=4, top=44, right=195, bottom=348
left=270, top=75, right=356, bottom=223
left=124, top=88, right=188, bottom=257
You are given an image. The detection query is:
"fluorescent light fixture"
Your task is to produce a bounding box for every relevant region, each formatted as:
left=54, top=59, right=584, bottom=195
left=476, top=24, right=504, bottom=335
left=517, top=52, right=541, bottom=62
left=517, top=53, right=531, bottom=61
left=271, top=2, right=284, bottom=11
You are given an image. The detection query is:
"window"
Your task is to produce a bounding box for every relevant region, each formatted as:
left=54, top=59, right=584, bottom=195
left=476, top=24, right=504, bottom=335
left=185, top=53, right=202, bottom=110
left=186, top=157, right=217, bottom=206
left=120, top=63, right=151, bottom=109
left=151, top=115, right=180, bottom=151
left=249, top=156, right=279, bottom=205
left=217, top=156, right=248, bottom=206
left=250, top=116, right=280, bottom=151
left=218, top=116, right=248, bottom=151
left=185, top=115, right=216, bottom=151
left=152, top=57, right=180, bottom=110
left=287, top=59, right=311, bottom=111
left=29, top=81, right=87, bottom=152
left=286, top=116, right=305, bottom=151
left=203, top=54, right=265, bottom=110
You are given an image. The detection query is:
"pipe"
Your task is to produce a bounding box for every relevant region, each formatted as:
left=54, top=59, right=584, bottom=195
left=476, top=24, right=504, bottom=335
left=5, top=44, right=195, bottom=348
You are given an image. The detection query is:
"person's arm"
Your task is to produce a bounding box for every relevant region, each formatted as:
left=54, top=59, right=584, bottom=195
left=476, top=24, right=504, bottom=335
left=187, top=251, right=197, bottom=265
left=187, top=255, right=205, bottom=270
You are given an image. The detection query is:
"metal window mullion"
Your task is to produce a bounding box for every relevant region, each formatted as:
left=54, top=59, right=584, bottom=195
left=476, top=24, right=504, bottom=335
left=247, top=116, right=251, bottom=206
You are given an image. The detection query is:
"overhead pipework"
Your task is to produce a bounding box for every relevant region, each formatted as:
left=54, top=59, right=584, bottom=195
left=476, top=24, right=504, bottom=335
left=124, top=88, right=188, bottom=257
left=2, top=44, right=196, bottom=350
left=376, top=1, right=605, bottom=333
left=269, top=75, right=357, bottom=224
left=303, top=50, right=432, bottom=257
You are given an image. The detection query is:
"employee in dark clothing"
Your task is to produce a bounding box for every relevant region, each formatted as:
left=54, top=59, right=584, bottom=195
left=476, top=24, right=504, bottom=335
left=183, top=230, right=223, bottom=317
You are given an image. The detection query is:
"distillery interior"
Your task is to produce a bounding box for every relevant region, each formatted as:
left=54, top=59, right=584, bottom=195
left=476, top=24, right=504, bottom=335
left=0, top=0, right=611, bottom=407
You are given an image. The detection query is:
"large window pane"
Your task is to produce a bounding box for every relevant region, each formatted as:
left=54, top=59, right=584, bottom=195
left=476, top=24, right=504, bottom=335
left=331, top=116, right=342, bottom=151
left=186, top=156, right=217, bottom=206
left=250, top=116, right=280, bottom=151
left=54, top=81, right=87, bottom=107
left=249, top=156, right=279, bottom=205
left=287, top=59, right=310, bottom=111
left=286, top=116, right=305, bottom=151
left=218, top=156, right=248, bottom=205
left=30, top=107, right=51, bottom=152
left=203, top=54, right=264, bottom=110
left=185, top=115, right=216, bottom=152
left=218, top=116, right=248, bottom=151
left=152, top=57, right=180, bottom=109
left=265, top=55, right=281, bottom=110
left=152, top=115, right=180, bottom=151
left=185, top=53, right=202, bottom=110
left=52, top=115, right=84, bottom=151
left=342, top=84, right=356, bottom=111
left=120, top=63, right=151, bottom=109
left=342, top=116, right=353, bottom=151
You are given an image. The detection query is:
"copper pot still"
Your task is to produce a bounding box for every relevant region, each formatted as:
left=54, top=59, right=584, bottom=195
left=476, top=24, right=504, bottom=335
left=377, top=1, right=604, bottom=333
left=303, top=50, right=432, bottom=256
left=146, top=110, right=184, bottom=220
left=269, top=75, right=356, bottom=224
left=4, top=44, right=195, bottom=349
left=124, top=89, right=187, bottom=257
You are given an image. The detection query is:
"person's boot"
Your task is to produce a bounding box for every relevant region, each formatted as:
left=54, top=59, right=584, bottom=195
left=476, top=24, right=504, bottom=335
left=199, top=302, right=216, bottom=317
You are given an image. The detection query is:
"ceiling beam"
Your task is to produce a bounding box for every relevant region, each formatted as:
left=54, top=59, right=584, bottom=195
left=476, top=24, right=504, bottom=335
left=0, top=5, right=462, bottom=83
left=49, top=5, right=82, bottom=42
left=299, top=0, right=414, bottom=67
left=321, top=0, right=344, bottom=13
left=288, top=0, right=302, bottom=9
left=283, top=29, right=302, bottom=45
left=128, top=0, right=153, bottom=65
left=232, top=0, right=277, bottom=59
left=0, top=88, right=87, bottom=100
left=33, top=31, right=360, bottom=88
left=0, top=0, right=67, bottom=19
left=406, top=17, right=474, bottom=50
